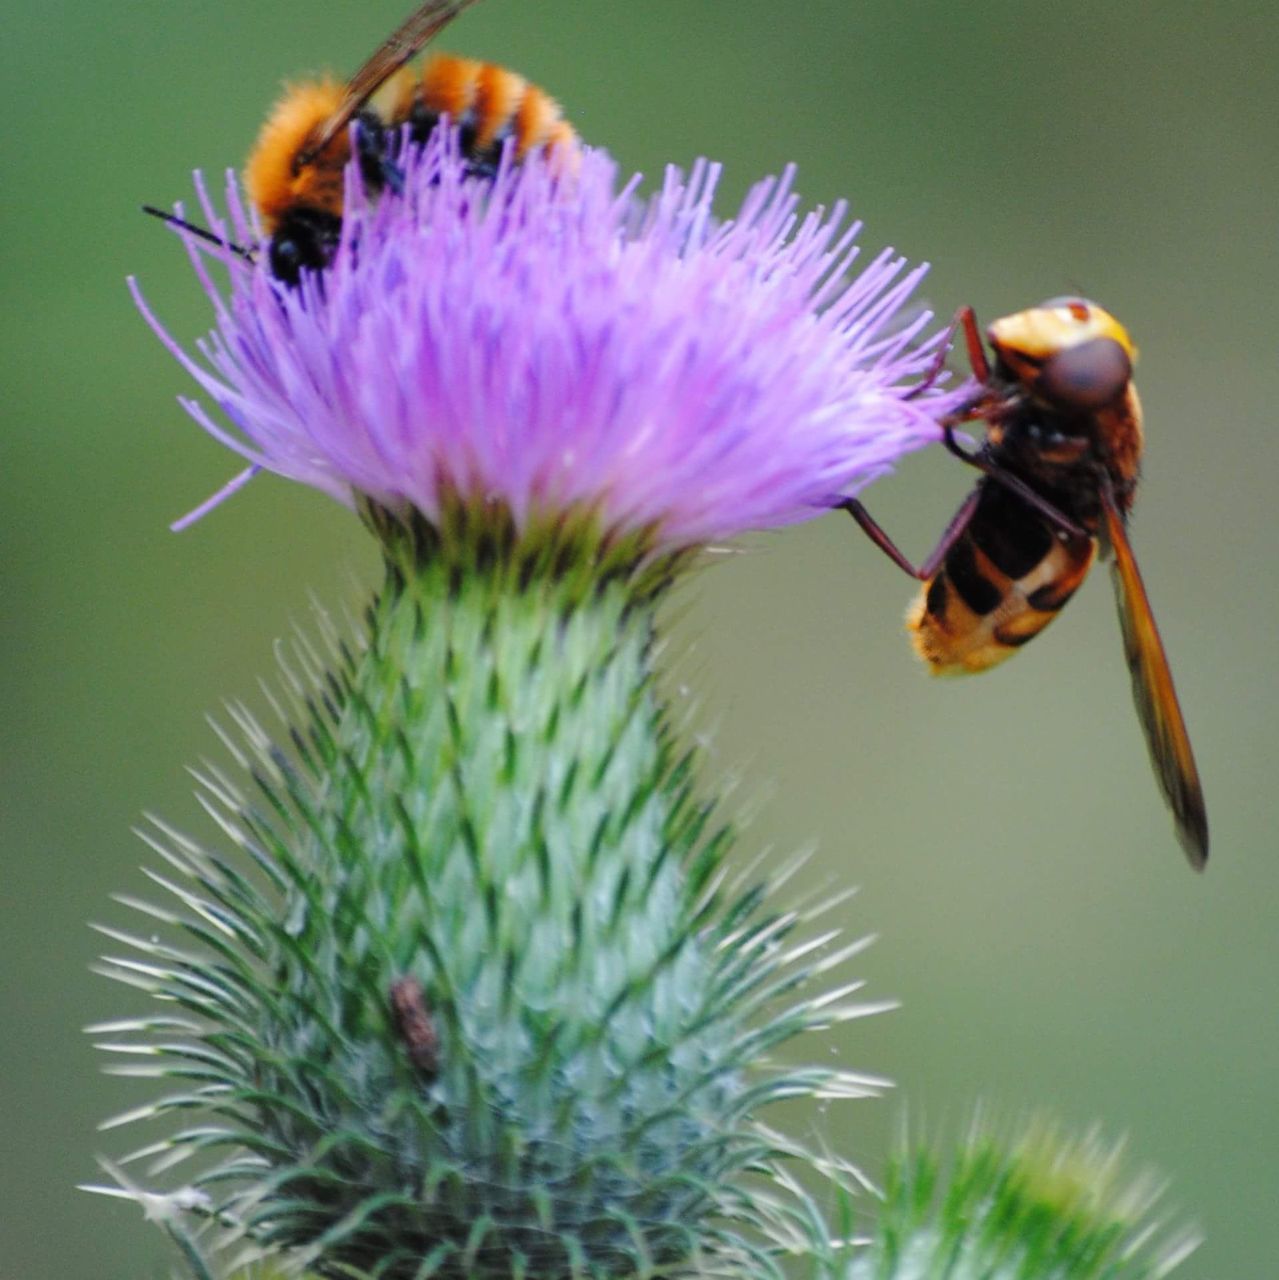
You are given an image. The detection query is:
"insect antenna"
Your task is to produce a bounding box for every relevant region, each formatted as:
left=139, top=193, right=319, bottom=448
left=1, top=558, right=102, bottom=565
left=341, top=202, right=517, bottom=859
left=142, top=206, right=256, bottom=262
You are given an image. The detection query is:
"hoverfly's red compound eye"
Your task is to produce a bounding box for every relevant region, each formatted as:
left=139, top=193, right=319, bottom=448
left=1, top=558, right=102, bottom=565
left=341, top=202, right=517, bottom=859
left=1038, top=336, right=1132, bottom=411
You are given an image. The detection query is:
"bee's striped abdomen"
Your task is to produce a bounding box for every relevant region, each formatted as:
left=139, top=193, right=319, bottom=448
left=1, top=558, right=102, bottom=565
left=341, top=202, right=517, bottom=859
left=413, top=53, right=576, bottom=162
left=908, top=482, right=1096, bottom=674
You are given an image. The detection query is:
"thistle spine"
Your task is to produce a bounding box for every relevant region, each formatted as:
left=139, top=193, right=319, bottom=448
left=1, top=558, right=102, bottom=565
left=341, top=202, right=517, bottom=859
left=95, top=514, right=876, bottom=1279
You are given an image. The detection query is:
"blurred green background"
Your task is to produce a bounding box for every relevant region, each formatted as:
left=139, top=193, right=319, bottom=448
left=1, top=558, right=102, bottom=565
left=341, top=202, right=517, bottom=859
left=3, top=1, right=1274, bottom=1275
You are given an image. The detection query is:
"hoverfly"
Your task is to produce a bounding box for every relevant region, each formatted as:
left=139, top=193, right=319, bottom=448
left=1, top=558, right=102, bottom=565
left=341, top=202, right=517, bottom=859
left=839, top=298, right=1208, bottom=868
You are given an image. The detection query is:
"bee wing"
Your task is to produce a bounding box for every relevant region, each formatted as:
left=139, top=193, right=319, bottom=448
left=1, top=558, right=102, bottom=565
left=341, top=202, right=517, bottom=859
left=304, top=0, right=483, bottom=159
left=1101, top=488, right=1208, bottom=869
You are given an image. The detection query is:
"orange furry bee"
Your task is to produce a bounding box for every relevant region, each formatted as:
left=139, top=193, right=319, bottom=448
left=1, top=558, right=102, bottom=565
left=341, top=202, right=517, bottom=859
left=243, top=0, right=577, bottom=282
left=839, top=298, right=1208, bottom=868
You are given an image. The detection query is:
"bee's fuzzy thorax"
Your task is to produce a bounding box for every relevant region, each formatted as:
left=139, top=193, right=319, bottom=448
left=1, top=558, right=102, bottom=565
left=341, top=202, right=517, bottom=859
left=244, top=77, right=347, bottom=228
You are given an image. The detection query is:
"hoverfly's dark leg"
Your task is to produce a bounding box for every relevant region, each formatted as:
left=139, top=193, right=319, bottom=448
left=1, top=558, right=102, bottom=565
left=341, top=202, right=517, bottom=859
left=938, top=424, right=1090, bottom=540
left=927, top=305, right=1089, bottom=538
left=904, top=305, right=989, bottom=401
left=837, top=486, right=983, bottom=581
left=957, top=305, right=990, bottom=381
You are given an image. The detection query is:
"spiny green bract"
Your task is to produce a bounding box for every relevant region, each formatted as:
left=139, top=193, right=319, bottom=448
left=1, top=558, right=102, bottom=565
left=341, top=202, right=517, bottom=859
left=93, top=511, right=882, bottom=1280
left=845, top=1120, right=1199, bottom=1280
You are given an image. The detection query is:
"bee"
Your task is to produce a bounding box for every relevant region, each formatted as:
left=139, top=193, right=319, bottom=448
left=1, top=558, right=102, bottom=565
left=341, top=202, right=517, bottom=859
left=240, top=0, right=577, bottom=283
left=838, top=298, right=1208, bottom=868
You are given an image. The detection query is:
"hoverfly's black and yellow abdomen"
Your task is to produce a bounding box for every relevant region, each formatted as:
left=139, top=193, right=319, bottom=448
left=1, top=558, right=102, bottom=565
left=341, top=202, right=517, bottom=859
left=907, top=482, right=1096, bottom=674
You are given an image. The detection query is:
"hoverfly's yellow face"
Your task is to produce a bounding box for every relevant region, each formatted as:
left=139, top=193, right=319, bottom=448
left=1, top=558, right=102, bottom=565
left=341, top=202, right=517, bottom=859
left=989, top=297, right=1137, bottom=412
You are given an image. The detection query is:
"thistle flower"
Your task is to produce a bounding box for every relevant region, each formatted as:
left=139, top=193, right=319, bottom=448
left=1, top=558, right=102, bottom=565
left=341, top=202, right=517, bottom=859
left=135, top=130, right=963, bottom=545
left=96, top=133, right=965, bottom=1280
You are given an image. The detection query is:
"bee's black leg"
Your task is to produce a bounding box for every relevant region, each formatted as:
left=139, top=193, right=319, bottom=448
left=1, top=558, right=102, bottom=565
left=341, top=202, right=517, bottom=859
left=354, top=114, right=406, bottom=195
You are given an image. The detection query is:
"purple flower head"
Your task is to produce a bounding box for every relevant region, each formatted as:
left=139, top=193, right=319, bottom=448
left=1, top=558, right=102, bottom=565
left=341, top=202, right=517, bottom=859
left=136, top=130, right=968, bottom=548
